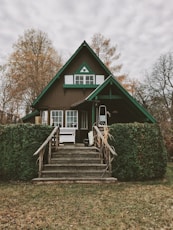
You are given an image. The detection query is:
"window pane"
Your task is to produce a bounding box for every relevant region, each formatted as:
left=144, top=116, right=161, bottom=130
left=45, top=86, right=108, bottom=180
left=51, top=110, right=63, bottom=127
left=81, top=111, right=88, bottom=129
left=85, top=75, right=94, bottom=84
left=66, top=110, right=78, bottom=128
left=75, top=75, right=84, bottom=84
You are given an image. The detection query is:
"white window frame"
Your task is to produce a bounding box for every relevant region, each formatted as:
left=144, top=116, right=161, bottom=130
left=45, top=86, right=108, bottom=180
left=41, top=110, right=48, bottom=125
left=75, top=75, right=84, bottom=84
left=65, top=110, right=78, bottom=128
left=74, top=74, right=95, bottom=85
left=85, top=75, right=94, bottom=84
left=81, top=111, right=88, bottom=130
left=50, top=110, right=63, bottom=127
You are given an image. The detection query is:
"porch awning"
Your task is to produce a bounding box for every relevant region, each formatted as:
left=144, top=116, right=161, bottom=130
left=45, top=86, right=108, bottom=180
left=71, top=99, right=94, bottom=109
left=71, top=75, right=156, bottom=123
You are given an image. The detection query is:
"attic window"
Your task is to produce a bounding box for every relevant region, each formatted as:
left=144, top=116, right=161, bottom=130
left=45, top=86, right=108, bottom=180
left=75, top=75, right=84, bottom=84
left=74, top=75, right=94, bottom=85
left=80, top=66, right=89, bottom=73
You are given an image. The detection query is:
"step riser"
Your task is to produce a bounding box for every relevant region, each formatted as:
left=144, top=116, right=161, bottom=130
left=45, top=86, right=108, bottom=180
left=55, top=150, right=97, bottom=153
left=51, top=153, right=100, bottom=158
left=43, top=165, right=106, bottom=171
left=57, top=147, right=97, bottom=152
left=50, top=159, right=101, bottom=164
left=42, top=172, right=111, bottom=178
left=32, top=178, right=117, bottom=184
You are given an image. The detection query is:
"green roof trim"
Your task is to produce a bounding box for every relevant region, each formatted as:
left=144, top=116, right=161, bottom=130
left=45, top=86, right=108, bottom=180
left=86, top=75, right=156, bottom=123
left=32, top=41, right=112, bottom=107
left=22, top=110, right=40, bottom=121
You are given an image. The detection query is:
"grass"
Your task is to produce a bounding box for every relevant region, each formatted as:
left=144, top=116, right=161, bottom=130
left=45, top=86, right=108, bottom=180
left=1, top=165, right=173, bottom=229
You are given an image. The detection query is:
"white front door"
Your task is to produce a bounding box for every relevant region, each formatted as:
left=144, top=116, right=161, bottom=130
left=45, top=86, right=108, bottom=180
left=98, top=105, right=107, bottom=126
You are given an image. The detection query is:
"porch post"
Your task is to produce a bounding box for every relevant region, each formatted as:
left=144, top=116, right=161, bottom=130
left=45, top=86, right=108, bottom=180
left=92, top=103, right=95, bottom=125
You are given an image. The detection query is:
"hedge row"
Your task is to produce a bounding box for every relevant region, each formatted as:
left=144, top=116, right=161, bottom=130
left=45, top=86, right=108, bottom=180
left=109, top=123, right=167, bottom=181
left=0, top=123, right=167, bottom=182
left=0, top=124, right=53, bottom=181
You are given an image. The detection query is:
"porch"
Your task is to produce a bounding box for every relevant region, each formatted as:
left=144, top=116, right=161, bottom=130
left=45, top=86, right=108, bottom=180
left=32, top=125, right=117, bottom=184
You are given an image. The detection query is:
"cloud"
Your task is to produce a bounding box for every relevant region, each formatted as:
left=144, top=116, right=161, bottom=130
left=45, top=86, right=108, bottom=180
left=0, top=0, right=173, bottom=79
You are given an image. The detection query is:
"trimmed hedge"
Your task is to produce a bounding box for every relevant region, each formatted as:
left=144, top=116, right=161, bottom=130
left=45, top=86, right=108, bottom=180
left=0, top=124, right=53, bottom=181
left=109, top=123, right=167, bottom=181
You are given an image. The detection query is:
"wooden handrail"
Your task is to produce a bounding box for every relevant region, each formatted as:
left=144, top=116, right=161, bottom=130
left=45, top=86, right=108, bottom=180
left=93, top=126, right=117, bottom=156
left=33, top=126, right=60, bottom=177
left=33, top=126, right=59, bottom=156
left=93, top=125, right=117, bottom=175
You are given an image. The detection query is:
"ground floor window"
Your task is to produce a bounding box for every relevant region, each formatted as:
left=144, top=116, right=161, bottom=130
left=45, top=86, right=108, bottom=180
left=81, top=111, right=88, bottom=129
left=50, top=110, right=63, bottom=127
left=66, top=110, right=78, bottom=128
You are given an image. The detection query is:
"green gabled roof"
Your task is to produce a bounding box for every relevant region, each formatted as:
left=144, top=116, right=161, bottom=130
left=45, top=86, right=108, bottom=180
left=86, top=75, right=156, bottom=123
left=22, top=110, right=39, bottom=122
left=32, top=40, right=112, bottom=107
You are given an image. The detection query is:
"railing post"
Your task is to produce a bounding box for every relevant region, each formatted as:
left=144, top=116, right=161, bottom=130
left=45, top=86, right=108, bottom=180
left=48, top=140, right=52, bottom=164
left=109, top=153, right=112, bottom=172
left=92, top=125, right=117, bottom=174
left=38, top=148, right=44, bottom=177
left=56, top=126, right=60, bottom=150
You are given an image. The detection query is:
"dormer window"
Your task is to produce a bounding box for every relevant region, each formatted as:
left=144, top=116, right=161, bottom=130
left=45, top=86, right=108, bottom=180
left=75, top=75, right=84, bottom=84
left=64, top=62, right=104, bottom=88
left=74, top=75, right=95, bottom=85
left=86, top=75, right=94, bottom=84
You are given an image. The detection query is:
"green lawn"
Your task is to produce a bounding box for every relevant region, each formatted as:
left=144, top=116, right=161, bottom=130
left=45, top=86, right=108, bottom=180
left=1, top=165, right=173, bottom=230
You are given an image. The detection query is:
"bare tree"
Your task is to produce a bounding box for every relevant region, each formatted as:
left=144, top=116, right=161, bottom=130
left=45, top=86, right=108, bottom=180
left=146, top=53, right=173, bottom=122
left=133, top=53, right=173, bottom=122
left=8, top=28, right=63, bottom=114
left=90, top=33, right=122, bottom=74
left=133, top=53, right=173, bottom=154
left=0, top=64, right=20, bottom=123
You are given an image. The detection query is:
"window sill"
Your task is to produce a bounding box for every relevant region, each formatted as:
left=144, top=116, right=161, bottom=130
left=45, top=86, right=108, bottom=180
left=63, top=84, right=98, bottom=89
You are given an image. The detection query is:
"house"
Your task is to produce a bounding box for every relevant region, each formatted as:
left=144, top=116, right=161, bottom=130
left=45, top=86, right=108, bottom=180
left=23, top=41, right=156, bottom=143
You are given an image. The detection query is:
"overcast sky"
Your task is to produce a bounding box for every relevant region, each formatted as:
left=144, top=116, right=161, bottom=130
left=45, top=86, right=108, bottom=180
left=1, top=0, right=173, bottom=80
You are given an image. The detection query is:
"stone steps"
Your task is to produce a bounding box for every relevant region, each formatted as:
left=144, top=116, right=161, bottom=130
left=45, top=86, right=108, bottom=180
left=33, top=145, right=117, bottom=184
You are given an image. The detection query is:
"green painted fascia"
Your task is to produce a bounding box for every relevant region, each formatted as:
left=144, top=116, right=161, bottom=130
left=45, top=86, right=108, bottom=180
left=83, top=41, right=112, bottom=76
left=86, top=75, right=113, bottom=101
left=111, top=77, right=157, bottom=123
left=32, top=44, right=84, bottom=107
left=86, top=75, right=156, bottom=123
left=32, top=40, right=112, bottom=107
left=97, top=95, right=122, bottom=99
left=22, top=110, right=39, bottom=121
left=63, top=84, right=98, bottom=89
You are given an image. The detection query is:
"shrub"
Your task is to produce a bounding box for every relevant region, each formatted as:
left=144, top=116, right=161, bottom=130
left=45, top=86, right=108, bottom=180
left=109, top=123, right=167, bottom=181
left=0, top=124, right=53, bottom=181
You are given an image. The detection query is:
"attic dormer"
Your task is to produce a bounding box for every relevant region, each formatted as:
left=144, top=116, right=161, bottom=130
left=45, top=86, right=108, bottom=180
left=64, top=62, right=105, bottom=88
